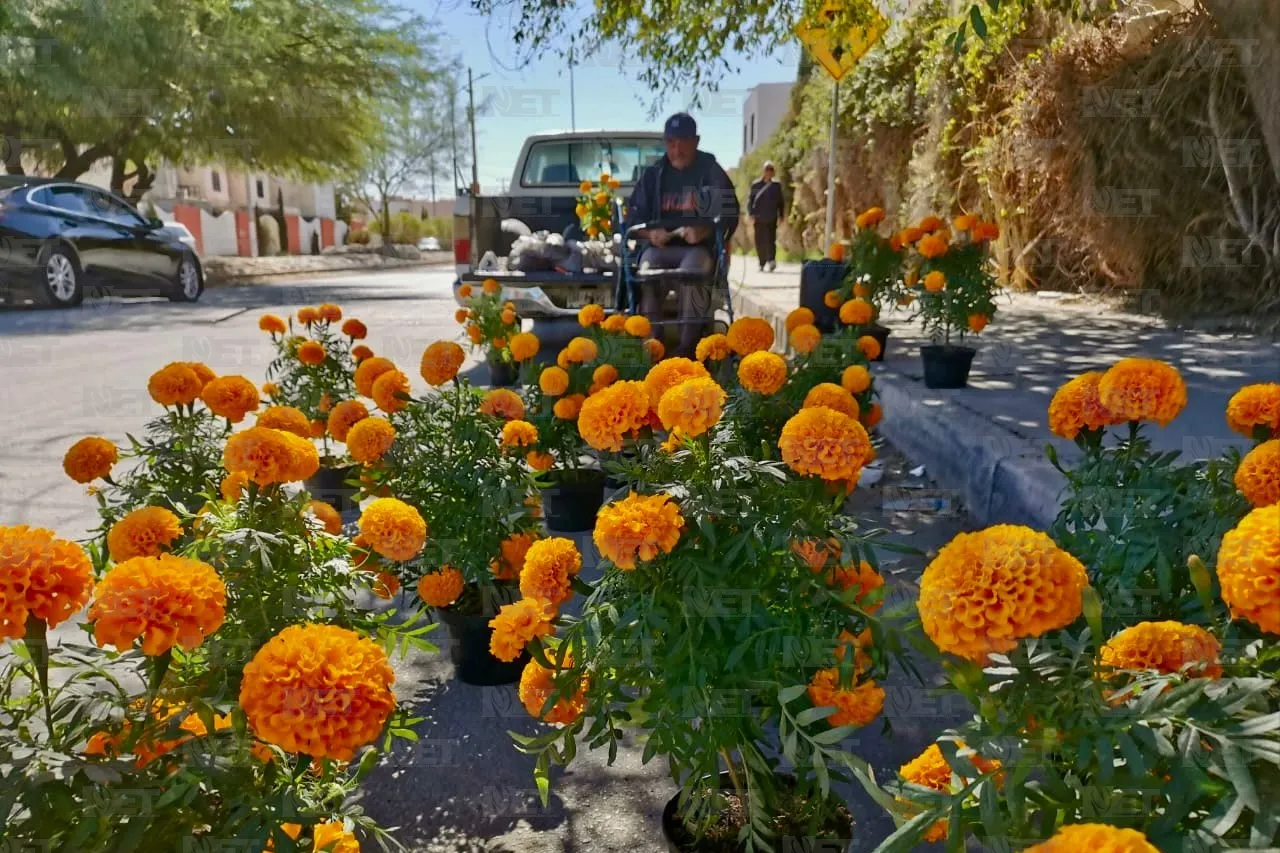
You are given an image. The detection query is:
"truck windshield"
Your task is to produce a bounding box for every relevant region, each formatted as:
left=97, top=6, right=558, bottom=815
left=521, top=138, right=665, bottom=187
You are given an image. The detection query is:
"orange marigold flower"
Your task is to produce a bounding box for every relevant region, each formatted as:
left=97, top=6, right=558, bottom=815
left=738, top=351, right=788, bottom=395
left=418, top=566, right=465, bottom=608
left=602, top=314, right=627, bottom=333
left=107, top=506, right=183, bottom=562
left=458, top=284, right=474, bottom=298
left=501, top=420, right=538, bottom=449
left=623, top=315, right=651, bottom=338
left=793, top=538, right=842, bottom=573
left=695, top=333, right=732, bottom=362
left=480, top=388, right=525, bottom=420
left=420, top=341, right=466, bottom=387
left=1226, top=383, right=1280, bottom=439
left=806, top=668, right=885, bottom=727
left=296, top=307, right=319, bottom=325
left=786, top=307, right=816, bottom=332
left=309, top=417, right=327, bottom=437
left=328, top=400, right=370, bottom=442
left=539, top=366, right=570, bottom=396
left=259, top=314, right=287, bottom=334
left=318, top=303, right=343, bottom=322
left=494, top=530, right=539, bottom=581
left=854, top=282, right=872, bottom=298
left=862, top=402, right=883, bottom=428
left=519, top=651, right=588, bottom=725
left=224, top=426, right=319, bottom=485
left=827, top=560, right=885, bottom=611
left=726, top=317, right=775, bottom=356
left=917, top=234, right=948, bottom=259
left=592, top=363, right=619, bottom=388
left=201, top=375, right=260, bottom=423
left=658, top=377, right=725, bottom=437
left=509, top=332, right=540, bottom=362
left=358, top=498, right=426, bottom=562
left=482, top=278, right=501, bottom=295
left=644, top=338, right=665, bottom=361
left=526, top=450, right=554, bottom=471
left=371, top=368, right=410, bottom=414
left=501, top=308, right=517, bottom=326
left=1216, top=504, right=1280, bottom=634
left=842, top=365, right=872, bottom=395
left=898, top=742, right=1002, bottom=842
left=967, top=314, right=989, bottom=334
left=803, top=383, right=859, bottom=419
left=1098, top=358, right=1187, bottom=426
left=148, top=363, right=203, bottom=407
left=1236, top=439, right=1280, bottom=508
left=919, top=525, right=1088, bottom=662
left=520, top=537, right=582, bottom=607
left=1048, top=372, right=1122, bottom=439
left=0, top=525, right=93, bottom=635
left=354, top=356, right=398, bottom=398
left=839, top=298, right=874, bottom=326
left=565, top=336, right=599, bottom=363
left=554, top=394, right=585, bottom=420
left=220, top=470, right=249, bottom=503
left=923, top=271, right=946, bottom=292
left=89, top=554, right=226, bottom=655
left=789, top=324, right=821, bottom=354
left=240, top=623, right=395, bottom=762
left=855, top=206, right=885, bottom=229
left=1100, top=621, right=1222, bottom=679
left=593, top=493, right=684, bottom=570
left=63, top=436, right=118, bottom=483
left=467, top=325, right=485, bottom=345
left=489, top=598, right=554, bottom=662
left=184, top=362, right=216, bottom=389
left=856, top=335, right=882, bottom=361
left=257, top=405, right=313, bottom=438
left=352, top=344, right=374, bottom=363
left=261, top=381, right=279, bottom=398
left=305, top=500, right=343, bottom=535
left=455, top=308, right=470, bottom=324
left=972, top=221, right=1001, bottom=241
left=779, top=407, right=872, bottom=482
left=341, top=318, right=367, bottom=339
left=644, top=357, right=711, bottom=408
left=578, top=304, right=606, bottom=327
left=1022, top=824, right=1159, bottom=853
left=917, top=215, right=944, bottom=231
left=953, top=214, right=977, bottom=232
left=276, top=822, right=361, bottom=853
left=823, top=290, right=842, bottom=309
left=578, top=381, right=650, bottom=451
left=346, top=416, right=395, bottom=463
left=296, top=340, right=327, bottom=366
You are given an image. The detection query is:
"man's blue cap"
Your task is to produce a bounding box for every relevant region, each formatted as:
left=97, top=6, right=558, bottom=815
left=663, top=112, right=698, bottom=139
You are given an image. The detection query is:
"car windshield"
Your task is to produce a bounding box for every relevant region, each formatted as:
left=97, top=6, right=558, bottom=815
left=521, top=138, right=664, bottom=187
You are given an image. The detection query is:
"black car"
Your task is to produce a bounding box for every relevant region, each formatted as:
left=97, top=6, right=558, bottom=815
left=0, top=177, right=204, bottom=307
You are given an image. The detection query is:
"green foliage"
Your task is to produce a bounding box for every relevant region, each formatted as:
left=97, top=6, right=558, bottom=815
left=263, top=315, right=358, bottom=458
left=460, top=285, right=521, bottom=363
left=368, top=211, right=427, bottom=244
left=903, top=239, right=999, bottom=344
left=346, top=227, right=372, bottom=246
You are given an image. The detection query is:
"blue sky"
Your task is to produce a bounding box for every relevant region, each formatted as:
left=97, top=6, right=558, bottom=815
left=410, top=0, right=799, bottom=193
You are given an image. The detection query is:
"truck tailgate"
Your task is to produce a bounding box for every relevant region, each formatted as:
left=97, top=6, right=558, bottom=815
left=456, top=271, right=618, bottom=314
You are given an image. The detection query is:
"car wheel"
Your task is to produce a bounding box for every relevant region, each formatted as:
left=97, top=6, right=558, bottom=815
left=169, top=254, right=203, bottom=302
left=37, top=246, right=83, bottom=308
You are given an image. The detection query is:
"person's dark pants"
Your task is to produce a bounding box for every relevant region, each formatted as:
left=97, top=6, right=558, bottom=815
left=638, top=245, right=714, bottom=358
left=753, top=219, right=778, bottom=268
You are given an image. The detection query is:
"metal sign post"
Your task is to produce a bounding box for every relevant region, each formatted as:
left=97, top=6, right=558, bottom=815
left=825, top=79, right=839, bottom=249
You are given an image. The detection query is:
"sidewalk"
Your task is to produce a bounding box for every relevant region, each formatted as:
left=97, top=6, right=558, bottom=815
left=728, top=256, right=1280, bottom=529
left=203, top=250, right=452, bottom=284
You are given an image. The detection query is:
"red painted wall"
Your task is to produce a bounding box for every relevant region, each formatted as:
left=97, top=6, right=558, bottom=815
left=284, top=214, right=301, bottom=254
left=234, top=211, right=253, bottom=257
left=320, top=218, right=335, bottom=249
left=173, top=205, right=204, bottom=255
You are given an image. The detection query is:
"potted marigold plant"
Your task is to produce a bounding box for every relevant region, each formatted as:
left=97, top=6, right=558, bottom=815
left=820, top=207, right=905, bottom=361
left=900, top=215, right=999, bottom=389
left=508, top=371, right=904, bottom=852
left=575, top=173, right=621, bottom=240
left=457, top=278, right=525, bottom=386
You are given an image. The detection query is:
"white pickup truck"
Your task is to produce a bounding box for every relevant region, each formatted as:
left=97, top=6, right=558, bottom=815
left=451, top=130, right=665, bottom=318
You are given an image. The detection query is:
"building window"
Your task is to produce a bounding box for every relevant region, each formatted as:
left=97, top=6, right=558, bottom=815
left=211, top=171, right=221, bottom=192
left=256, top=179, right=264, bottom=198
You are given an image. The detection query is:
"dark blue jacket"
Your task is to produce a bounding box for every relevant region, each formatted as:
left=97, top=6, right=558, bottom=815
left=624, top=151, right=740, bottom=245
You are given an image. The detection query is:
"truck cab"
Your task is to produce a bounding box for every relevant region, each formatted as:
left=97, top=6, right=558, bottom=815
left=452, top=130, right=665, bottom=317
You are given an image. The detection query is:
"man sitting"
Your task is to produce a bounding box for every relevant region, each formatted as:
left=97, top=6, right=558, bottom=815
left=624, top=112, right=740, bottom=357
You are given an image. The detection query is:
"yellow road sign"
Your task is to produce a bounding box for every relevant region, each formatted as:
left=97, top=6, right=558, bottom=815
left=796, top=1, right=888, bottom=81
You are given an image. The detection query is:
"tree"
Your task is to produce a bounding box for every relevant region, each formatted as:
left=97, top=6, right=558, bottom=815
left=0, top=0, right=440, bottom=201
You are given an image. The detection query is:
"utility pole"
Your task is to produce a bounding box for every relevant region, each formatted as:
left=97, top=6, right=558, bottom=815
left=569, top=41, right=576, bottom=132
left=448, top=77, right=460, bottom=194
left=467, top=67, right=479, bottom=196
left=823, top=78, right=839, bottom=249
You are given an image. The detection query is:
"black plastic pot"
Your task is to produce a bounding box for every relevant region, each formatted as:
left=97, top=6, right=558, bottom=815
left=921, top=344, right=976, bottom=389
left=662, top=772, right=852, bottom=853
left=542, top=469, right=607, bottom=533
left=435, top=607, right=529, bottom=686
left=487, top=356, right=517, bottom=388
left=864, top=322, right=890, bottom=363
left=304, top=464, right=358, bottom=513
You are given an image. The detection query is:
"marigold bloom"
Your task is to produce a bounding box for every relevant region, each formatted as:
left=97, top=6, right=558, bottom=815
left=839, top=298, right=874, bottom=326
left=658, top=377, right=725, bottom=437
left=316, top=303, right=342, bottom=322
left=526, top=450, right=554, bottom=471
left=107, top=506, right=183, bottom=562
left=339, top=318, right=367, bottom=339
left=489, top=598, right=555, bottom=662
left=793, top=538, right=841, bottom=573
left=804, top=383, right=860, bottom=419
left=1022, top=824, right=1160, bottom=853
left=200, top=376, right=260, bottom=424
left=623, top=315, right=651, bottom=338
left=1216, top=504, right=1280, bottom=634
left=220, top=471, right=249, bottom=503
left=738, top=351, right=788, bottom=395
left=520, top=538, right=582, bottom=607
left=327, top=400, right=369, bottom=442
left=828, top=560, right=884, bottom=611
left=972, top=221, right=1001, bottom=241
left=1097, top=358, right=1187, bottom=426
left=785, top=307, right=815, bottom=332
left=602, top=314, right=626, bottom=333
left=480, top=388, right=525, bottom=420
left=919, top=525, right=1088, bottom=662
left=148, top=363, right=203, bottom=407
left=789, top=324, right=821, bottom=354
left=856, top=335, right=882, bottom=361
left=578, top=304, right=606, bottom=327
left=695, top=333, right=731, bottom=362
left=296, top=307, right=319, bottom=325
left=509, top=332, right=540, bottom=362
left=372, top=369, right=410, bottom=414
left=536, top=366, right=569, bottom=397
left=779, top=406, right=871, bottom=482
left=554, top=394, right=585, bottom=420
left=467, top=325, right=484, bottom=345
left=917, top=234, right=948, bottom=259
left=644, top=338, right=665, bottom=361
left=854, top=206, right=885, bottom=229
left=296, top=340, right=327, bottom=366
left=593, top=493, right=684, bottom=569
left=90, top=554, right=226, bottom=655
left=346, top=416, right=395, bottom=464
left=0, top=525, right=93, bottom=635
left=417, top=341, right=464, bottom=387
left=225, top=426, right=319, bottom=485
left=565, top=336, right=599, bottom=363
left=519, top=653, right=588, bottom=725
left=1226, top=383, right=1280, bottom=438
left=501, top=420, right=539, bottom=449
left=578, top=381, right=650, bottom=451
left=953, top=214, right=977, bottom=232
left=63, top=437, right=118, bottom=483
left=1236, top=439, right=1280, bottom=507
left=841, top=365, right=872, bottom=395
left=458, top=283, right=474, bottom=298
left=1048, top=372, right=1120, bottom=439
left=726, top=317, right=775, bottom=356
left=823, top=290, right=842, bottom=309
left=967, top=314, right=989, bottom=334
left=257, top=405, right=313, bottom=438
left=592, top=363, right=619, bottom=388
left=1100, top=621, right=1222, bottom=678
left=354, top=356, right=398, bottom=398
left=898, top=743, right=1002, bottom=842
left=303, top=500, right=344, bottom=536
left=492, top=530, right=539, bottom=581
left=480, top=278, right=501, bottom=295
left=917, top=215, right=944, bottom=232
left=455, top=308, right=470, bottom=324
left=921, top=271, right=946, bottom=293
left=862, top=402, right=883, bottom=428
left=276, top=822, right=360, bottom=853
left=259, top=314, right=287, bottom=334
left=418, top=567, right=465, bottom=608
left=806, top=669, right=885, bottom=727
left=261, top=381, right=280, bottom=398
left=358, top=498, right=426, bottom=562
left=644, top=357, right=710, bottom=408
left=240, top=623, right=394, bottom=762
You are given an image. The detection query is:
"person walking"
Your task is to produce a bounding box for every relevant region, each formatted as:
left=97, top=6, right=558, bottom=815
left=748, top=161, right=783, bottom=272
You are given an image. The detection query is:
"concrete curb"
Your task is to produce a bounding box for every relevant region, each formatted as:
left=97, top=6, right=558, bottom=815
left=731, top=286, right=1066, bottom=530
left=204, top=256, right=447, bottom=287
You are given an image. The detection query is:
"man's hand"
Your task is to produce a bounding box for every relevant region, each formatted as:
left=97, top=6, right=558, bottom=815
left=647, top=227, right=672, bottom=247
left=678, top=225, right=711, bottom=244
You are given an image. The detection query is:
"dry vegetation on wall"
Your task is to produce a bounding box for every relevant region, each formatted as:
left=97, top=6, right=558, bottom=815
left=757, top=1, right=1280, bottom=321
